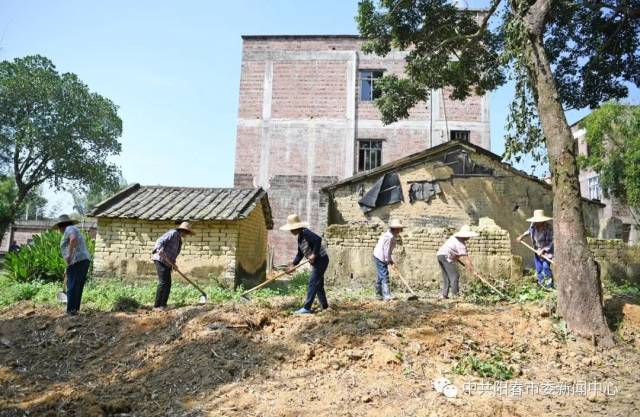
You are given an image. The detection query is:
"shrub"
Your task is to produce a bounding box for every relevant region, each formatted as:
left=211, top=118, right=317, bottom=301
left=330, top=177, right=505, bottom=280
left=3, top=229, right=95, bottom=283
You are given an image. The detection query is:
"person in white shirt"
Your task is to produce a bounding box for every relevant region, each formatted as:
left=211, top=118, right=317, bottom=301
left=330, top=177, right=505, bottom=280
left=436, top=225, right=478, bottom=299
left=373, top=219, right=404, bottom=301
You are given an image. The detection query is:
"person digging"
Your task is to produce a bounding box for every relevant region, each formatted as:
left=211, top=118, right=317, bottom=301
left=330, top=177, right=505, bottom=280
left=150, top=221, right=194, bottom=311
left=436, top=225, right=478, bottom=299
left=55, top=214, right=92, bottom=316
left=373, top=218, right=404, bottom=301
left=516, top=209, right=554, bottom=288
left=281, top=214, right=330, bottom=315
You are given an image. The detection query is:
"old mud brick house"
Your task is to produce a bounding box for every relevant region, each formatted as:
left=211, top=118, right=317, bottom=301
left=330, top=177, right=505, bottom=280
left=321, top=140, right=606, bottom=289
left=89, top=184, right=273, bottom=287
left=233, top=32, right=491, bottom=263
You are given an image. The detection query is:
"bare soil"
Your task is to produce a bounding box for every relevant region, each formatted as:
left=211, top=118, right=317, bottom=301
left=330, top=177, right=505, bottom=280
left=1, top=293, right=639, bottom=417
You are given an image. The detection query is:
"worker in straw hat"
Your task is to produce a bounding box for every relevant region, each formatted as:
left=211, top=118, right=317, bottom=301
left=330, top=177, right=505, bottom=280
left=436, top=225, right=479, bottom=299
left=54, top=214, right=92, bottom=315
left=151, top=221, right=195, bottom=311
left=373, top=218, right=404, bottom=301
left=517, top=209, right=554, bottom=288
left=280, top=214, right=329, bottom=314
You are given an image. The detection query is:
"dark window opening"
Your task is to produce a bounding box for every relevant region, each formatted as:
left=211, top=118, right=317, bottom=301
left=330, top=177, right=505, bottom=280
left=358, top=140, right=383, bottom=172
left=359, top=70, right=384, bottom=101
left=622, top=224, right=631, bottom=243
left=450, top=130, right=470, bottom=142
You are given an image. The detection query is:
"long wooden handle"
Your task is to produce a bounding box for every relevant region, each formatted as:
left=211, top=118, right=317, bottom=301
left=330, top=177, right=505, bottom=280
left=519, top=241, right=555, bottom=265
left=163, top=256, right=208, bottom=298
left=241, top=259, right=310, bottom=296
left=391, top=264, right=417, bottom=296
left=457, top=260, right=507, bottom=299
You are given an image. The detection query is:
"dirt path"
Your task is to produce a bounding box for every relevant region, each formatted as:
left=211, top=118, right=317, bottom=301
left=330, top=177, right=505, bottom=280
left=1, top=295, right=639, bottom=417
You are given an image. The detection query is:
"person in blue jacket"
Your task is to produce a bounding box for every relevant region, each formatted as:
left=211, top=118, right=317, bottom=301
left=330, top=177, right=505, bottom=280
left=280, top=214, right=330, bottom=314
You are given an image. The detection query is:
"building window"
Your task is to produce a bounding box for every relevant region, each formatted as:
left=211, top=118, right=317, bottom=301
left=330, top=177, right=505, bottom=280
left=450, top=130, right=470, bottom=142
left=358, top=140, right=383, bottom=172
left=588, top=176, right=602, bottom=200
left=359, top=70, right=384, bottom=101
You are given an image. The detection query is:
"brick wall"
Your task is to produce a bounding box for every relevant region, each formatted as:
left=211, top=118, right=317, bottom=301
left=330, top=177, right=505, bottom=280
left=324, top=217, right=515, bottom=290
left=93, top=217, right=264, bottom=287
left=234, top=36, right=491, bottom=264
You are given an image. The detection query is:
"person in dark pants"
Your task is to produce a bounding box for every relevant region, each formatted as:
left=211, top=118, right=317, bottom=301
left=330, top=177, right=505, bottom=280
left=281, top=214, right=330, bottom=314
left=55, top=214, right=91, bottom=316
left=150, top=221, right=194, bottom=311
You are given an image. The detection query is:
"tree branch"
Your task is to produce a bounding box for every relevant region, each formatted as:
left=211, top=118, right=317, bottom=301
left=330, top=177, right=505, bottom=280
left=524, top=0, right=553, bottom=36
left=424, top=0, right=503, bottom=53
left=586, top=1, right=640, bottom=18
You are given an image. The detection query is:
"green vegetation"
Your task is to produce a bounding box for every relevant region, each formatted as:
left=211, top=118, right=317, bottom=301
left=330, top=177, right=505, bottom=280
left=464, top=275, right=552, bottom=305
left=3, top=230, right=95, bottom=283
left=0, top=271, right=310, bottom=311
left=605, top=281, right=640, bottom=297
left=453, top=348, right=516, bottom=380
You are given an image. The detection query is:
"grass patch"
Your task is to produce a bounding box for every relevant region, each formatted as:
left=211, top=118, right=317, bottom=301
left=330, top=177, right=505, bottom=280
left=453, top=348, right=516, bottom=380
left=604, top=281, right=640, bottom=297
left=0, top=271, right=310, bottom=310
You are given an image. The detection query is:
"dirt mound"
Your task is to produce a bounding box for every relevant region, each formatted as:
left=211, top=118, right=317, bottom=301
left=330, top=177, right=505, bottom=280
left=1, top=296, right=639, bottom=416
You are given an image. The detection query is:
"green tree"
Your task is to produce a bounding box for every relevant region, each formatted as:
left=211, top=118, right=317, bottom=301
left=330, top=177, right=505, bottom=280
left=0, top=55, right=122, bottom=238
left=357, top=0, right=640, bottom=345
left=579, top=102, right=640, bottom=223
left=0, top=176, right=47, bottom=221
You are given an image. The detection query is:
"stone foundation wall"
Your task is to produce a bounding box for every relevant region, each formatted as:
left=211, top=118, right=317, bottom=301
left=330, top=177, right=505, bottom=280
left=324, top=218, right=516, bottom=290
left=588, top=238, right=640, bottom=284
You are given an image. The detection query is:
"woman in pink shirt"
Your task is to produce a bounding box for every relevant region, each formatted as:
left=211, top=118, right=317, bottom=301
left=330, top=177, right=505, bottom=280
left=436, top=225, right=478, bottom=299
left=373, top=219, right=404, bottom=301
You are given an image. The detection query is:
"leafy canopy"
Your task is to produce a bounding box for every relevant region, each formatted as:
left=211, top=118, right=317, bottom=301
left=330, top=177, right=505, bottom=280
left=0, top=55, right=123, bottom=197
left=579, top=102, right=640, bottom=210
left=357, top=0, right=640, bottom=163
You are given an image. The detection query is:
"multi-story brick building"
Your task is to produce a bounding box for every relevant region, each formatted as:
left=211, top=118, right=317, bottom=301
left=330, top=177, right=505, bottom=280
left=233, top=34, right=491, bottom=263
left=572, top=118, right=639, bottom=243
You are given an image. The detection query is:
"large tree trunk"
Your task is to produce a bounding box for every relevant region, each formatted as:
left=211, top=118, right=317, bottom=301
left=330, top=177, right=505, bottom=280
left=524, top=32, right=614, bottom=346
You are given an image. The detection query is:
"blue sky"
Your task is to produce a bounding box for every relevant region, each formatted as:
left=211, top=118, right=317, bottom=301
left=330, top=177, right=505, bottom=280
left=0, top=0, right=637, bottom=214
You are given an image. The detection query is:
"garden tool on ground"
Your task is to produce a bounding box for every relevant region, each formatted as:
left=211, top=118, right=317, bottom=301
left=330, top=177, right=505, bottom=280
left=391, top=264, right=419, bottom=301
left=457, top=260, right=507, bottom=299
left=56, top=270, right=68, bottom=304
left=163, top=258, right=208, bottom=304
left=519, top=241, right=555, bottom=265
left=240, top=259, right=309, bottom=301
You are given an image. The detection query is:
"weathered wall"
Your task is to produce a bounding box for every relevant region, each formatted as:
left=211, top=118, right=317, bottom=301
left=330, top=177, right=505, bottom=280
left=236, top=200, right=269, bottom=286
left=93, top=219, right=240, bottom=285
left=325, top=151, right=602, bottom=269
left=234, top=36, right=491, bottom=264
left=588, top=238, right=640, bottom=284
left=324, top=217, right=516, bottom=290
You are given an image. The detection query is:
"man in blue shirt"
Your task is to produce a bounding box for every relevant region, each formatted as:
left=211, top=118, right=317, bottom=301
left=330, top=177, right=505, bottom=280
left=55, top=214, right=91, bottom=315
left=151, top=221, right=194, bottom=310
left=517, top=209, right=554, bottom=288
left=281, top=214, right=329, bottom=314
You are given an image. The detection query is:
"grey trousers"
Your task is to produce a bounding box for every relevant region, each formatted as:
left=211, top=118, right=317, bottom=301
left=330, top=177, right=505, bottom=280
left=437, top=255, right=459, bottom=298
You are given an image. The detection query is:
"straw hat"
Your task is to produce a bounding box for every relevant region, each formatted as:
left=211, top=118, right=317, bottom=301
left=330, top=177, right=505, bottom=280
left=527, top=209, right=552, bottom=223
left=52, top=214, right=79, bottom=228
left=176, top=221, right=195, bottom=235
left=388, top=218, right=404, bottom=229
left=454, top=225, right=479, bottom=238
left=279, top=214, right=309, bottom=231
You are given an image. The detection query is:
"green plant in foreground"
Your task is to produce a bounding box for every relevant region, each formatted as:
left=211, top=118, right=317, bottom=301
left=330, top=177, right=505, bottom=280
left=453, top=349, right=515, bottom=380
left=3, top=230, right=95, bottom=283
